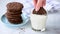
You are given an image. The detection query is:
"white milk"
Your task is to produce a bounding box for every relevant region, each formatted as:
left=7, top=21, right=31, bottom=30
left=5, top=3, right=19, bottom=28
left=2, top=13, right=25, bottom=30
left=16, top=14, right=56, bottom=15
left=30, top=14, right=47, bottom=31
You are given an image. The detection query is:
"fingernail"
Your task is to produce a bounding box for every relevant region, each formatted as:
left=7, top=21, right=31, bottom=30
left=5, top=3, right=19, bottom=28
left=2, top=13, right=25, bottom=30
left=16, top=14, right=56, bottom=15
left=35, top=7, right=38, bottom=11
left=35, top=9, right=38, bottom=11
left=35, top=8, right=39, bottom=11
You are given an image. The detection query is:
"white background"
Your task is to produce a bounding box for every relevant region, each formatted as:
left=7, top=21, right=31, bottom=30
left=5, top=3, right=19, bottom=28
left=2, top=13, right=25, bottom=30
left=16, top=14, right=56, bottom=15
left=0, top=0, right=60, bottom=34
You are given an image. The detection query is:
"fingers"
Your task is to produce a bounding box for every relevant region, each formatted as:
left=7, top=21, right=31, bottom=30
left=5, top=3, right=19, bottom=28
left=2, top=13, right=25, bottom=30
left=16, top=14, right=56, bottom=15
left=33, top=0, right=37, bottom=8
left=33, top=0, right=46, bottom=11
left=35, top=0, right=43, bottom=11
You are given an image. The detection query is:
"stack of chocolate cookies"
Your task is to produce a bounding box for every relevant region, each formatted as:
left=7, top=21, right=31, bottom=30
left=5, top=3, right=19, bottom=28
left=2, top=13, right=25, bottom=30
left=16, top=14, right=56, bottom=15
left=5, top=2, right=23, bottom=24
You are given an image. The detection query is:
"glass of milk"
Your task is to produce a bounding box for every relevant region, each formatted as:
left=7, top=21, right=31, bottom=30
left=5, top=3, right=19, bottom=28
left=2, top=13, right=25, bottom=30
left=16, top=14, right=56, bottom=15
left=30, top=8, right=47, bottom=31
left=30, top=14, right=47, bottom=31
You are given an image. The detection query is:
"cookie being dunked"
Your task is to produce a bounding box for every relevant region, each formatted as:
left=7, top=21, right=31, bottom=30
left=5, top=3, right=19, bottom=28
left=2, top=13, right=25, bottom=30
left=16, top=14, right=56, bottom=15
left=5, top=2, right=24, bottom=24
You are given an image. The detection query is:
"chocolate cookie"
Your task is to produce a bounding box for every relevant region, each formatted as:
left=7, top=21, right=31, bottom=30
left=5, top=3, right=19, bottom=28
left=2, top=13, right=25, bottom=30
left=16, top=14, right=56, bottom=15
left=7, top=2, right=23, bottom=11
left=6, top=11, right=22, bottom=15
left=7, top=8, right=22, bottom=13
left=5, top=13, right=22, bottom=19
left=8, top=18, right=23, bottom=24
left=33, top=7, right=47, bottom=15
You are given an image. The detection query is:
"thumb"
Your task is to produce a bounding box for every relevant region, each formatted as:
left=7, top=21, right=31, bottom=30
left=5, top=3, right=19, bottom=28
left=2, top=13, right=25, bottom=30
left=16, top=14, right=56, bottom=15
left=35, top=0, right=43, bottom=11
left=33, top=0, right=37, bottom=9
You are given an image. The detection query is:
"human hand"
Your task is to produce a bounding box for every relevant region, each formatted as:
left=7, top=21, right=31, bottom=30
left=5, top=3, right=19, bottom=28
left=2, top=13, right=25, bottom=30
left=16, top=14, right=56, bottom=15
left=33, top=0, right=46, bottom=11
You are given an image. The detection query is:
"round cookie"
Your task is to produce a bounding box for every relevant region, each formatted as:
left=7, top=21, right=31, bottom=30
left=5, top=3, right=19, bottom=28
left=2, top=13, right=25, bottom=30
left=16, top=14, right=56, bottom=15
left=33, top=7, right=47, bottom=15
left=6, top=16, right=22, bottom=19
left=5, top=13, right=22, bottom=19
left=6, top=10, right=22, bottom=15
left=8, top=18, right=23, bottom=24
left=7, top=8, right=22, bottom=13
left=7, top=2, right=23, bottom=11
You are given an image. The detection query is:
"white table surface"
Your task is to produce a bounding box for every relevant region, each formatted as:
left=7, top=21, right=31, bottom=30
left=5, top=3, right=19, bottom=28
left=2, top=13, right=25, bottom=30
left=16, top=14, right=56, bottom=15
left=0, top=13, right=60, bottom=34
left=0, top=0, right=60, bottom=34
